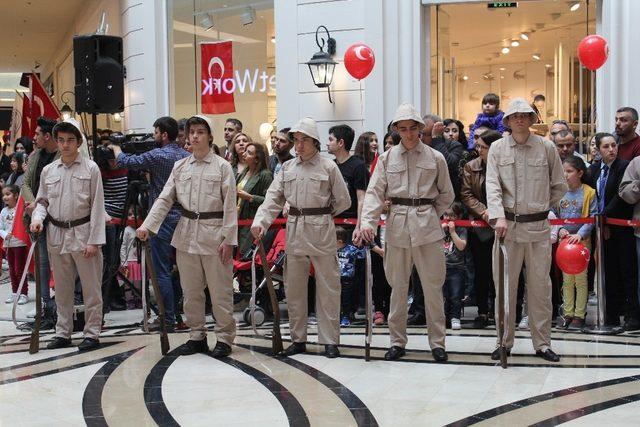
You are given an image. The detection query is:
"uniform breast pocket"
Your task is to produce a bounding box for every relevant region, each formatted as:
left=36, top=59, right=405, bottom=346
left=202, top=173, right=222, bottom=203
left=176, top=174, right=192, bottom=195
left=498, top=157, right=515, bottom=181
left=45, top=175, right=61, bottom=198
left=71, top=173, right=91, bottom=196
left=307, top=174, right=328, bottom=195
left=527, top=158, right=548, bottom=181
left=416, top=160, right=437, bottom=187
left=387, top=164, right=406, bottom=189
left=283, top=172, right=297, bottom=199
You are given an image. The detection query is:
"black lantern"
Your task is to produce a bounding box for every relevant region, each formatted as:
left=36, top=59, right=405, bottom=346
left=306, top=26, right=337, bottom=103
left=60, top=91, right=74, bottom=120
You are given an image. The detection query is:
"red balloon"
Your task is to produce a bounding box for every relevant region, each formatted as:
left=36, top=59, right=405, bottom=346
left=577, top=35, right=609, bottom=71
left=556, top=240, right=590, bottom=275
left=344, top=44, right=375, bottom=80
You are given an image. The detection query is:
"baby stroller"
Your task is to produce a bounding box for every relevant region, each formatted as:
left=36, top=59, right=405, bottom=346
left=233, top=228, right=286, bottom=326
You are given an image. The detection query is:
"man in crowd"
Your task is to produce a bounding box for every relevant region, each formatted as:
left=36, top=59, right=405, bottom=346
left=251, top=117, right=351, bottom=358
left=614, top=107, right=640, bottom=161
left=268, top=127, right=294, bottom=175
left=486, top=98, right=567, bottom=362
left=357, top=104, right=454, bottom=362
left=223, top=118, right=243, bottom=161
left=554, top=129, right=589, bottom=164
left=137, top=115, right=237, bottom=357
left=111, top=116, right=189, bottom=331
left=31, top=119, right=105, bottom=351
left=549, top=119, right=570, bottom=142
left=177, top=118, right=188, bottom=149
left=22, top=116, right=60, bottom=328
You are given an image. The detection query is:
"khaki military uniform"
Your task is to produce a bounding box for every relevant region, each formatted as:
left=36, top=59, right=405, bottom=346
left=32, top=155, right=106, bottom=340
left=253, top=152, right=350, bottom=345
left=361, top=142, right=454, bottom=350
left=486, top=133, right=567, bottom=351
left=143, top=149, right=237, bottom=345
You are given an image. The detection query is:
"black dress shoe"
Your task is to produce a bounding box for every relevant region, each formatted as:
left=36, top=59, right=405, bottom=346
left=536, top=348, right=561, bottom=362
left=432, top=347, right=448, bottom=362
left=46, top=337, right=72, bottom=349
left=324, top=344, right=340, bottom=358
left=78, top=338, right=100, bottom=352
left=211, top=342, right=232, bottom=358
left=180, top=338, right=208, bottom=355
left=407, top=314, right=426, bottom=326
left=560, top=316, right=573, bottom=329
left=384, top=346, right=406, bottom=361
left=109, top=300, right=127, bottom=311
left=491, top=347, right=511, bottom=360
left=623, top=318, right=640, bottom=332
left=279, top=342, right=306, bottom=357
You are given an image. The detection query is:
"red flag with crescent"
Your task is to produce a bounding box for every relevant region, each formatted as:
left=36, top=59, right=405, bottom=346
left=29, top=73, right=60, bottom=131
left=201, top=41, right=236, bottom=114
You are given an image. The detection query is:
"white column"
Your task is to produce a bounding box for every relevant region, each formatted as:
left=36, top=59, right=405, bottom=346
left=121, top=0, right=170, bottom=133
left=596, top=0, right=640, bottom=131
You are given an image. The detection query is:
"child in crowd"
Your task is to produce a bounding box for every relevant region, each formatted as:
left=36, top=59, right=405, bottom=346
left=120, top=207, right=142, bottom=309
left=442, top=202, right=467, bottom=330
left=336, top=226, right=363, bottom=326
left=469, top=93, right=505, bottom=149
left=553, top=155, right=596, bottom=329
left=1, top=185, right=28, bottom=304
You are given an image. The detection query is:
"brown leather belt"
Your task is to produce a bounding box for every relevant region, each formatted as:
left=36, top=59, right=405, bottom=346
left=289, top=206, right=332, bottom=216
left=181, top=208, right=223, bottom=220
left=389, top=197, right=435, bottom=207
left=47, top=215, right=91, bottom=229
left=504, top=210, right=549, bottom=223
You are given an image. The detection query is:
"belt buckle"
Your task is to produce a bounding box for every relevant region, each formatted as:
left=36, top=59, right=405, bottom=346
left=67, top=220, right=73, bottom=228
left=411, top=198, right=420, bottom=207
left=513, top=213, right=520, bottom=221
left=194, top=211, right=201, bottom=220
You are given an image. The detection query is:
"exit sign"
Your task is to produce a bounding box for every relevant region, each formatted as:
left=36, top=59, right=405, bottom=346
left=487, top=2, right=518, bottom=8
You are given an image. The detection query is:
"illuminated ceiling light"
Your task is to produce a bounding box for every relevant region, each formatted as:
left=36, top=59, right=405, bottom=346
left=520, top=32, right=529, bottom=40
left=545, top=64, right=552, bottom=68
left=200, top=13, right=214, bottom=31
left=462, top=75, right=469, bottom=80
left=270, top=36, right=275, bottom=43
left=511, top=40, right=520, bottom=47
left=501, top=47, right=510, bottom=54
left=532, top=53, right=541, bottom=60
left=499, top=67, right=506, bottom=71
left=570, top=2, right=581, bottom=12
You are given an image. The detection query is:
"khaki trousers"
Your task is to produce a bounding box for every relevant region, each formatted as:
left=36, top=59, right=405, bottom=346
left=284, top=253, right=341, bottom=345
left=49, top=248, right=103, bottom=340
left=385, top=242, right=446, bottom=350
left=493, top=239, right=552, bottom=351
left=176, top=250, right=236, bottom=345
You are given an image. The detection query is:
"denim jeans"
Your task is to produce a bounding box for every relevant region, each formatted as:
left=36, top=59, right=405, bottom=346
left=149, top=221, right=178, bottom=325
left=443, top=268, right=465, bottom=319
left=37, top=230, right=54, bottom=310
left=101, top=224, right=122, bottom=309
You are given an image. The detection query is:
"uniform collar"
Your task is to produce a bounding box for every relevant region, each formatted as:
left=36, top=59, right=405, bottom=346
left=296, top=151, right=320, bottom=165
left=57, top=155, right=82, bottom=168
left=189, top=148, right=215, bottom=164
left=398, top=140, right=424, bottom=154
left=507, top=132, right=536, bottom=147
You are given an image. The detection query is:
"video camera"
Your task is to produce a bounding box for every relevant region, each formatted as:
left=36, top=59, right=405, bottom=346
left=95, top=133, right=159, bottom=166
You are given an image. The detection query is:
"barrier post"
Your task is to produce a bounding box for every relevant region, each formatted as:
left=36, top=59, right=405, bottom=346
left=583, top=214, right=623, bottom=335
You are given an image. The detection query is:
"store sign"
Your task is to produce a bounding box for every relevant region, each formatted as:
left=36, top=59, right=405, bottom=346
left=202, top=68, right=276, bottom=95
left=487, top=2, right=518, bottom=8
left=201, top=41, right=236, bottom=114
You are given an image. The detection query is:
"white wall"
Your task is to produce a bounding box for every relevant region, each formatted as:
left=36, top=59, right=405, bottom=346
left=596, top=0, right=640, bottom=132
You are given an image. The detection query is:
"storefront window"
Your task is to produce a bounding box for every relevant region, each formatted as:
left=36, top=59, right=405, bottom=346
left=170, top=0, right=275, bottom=147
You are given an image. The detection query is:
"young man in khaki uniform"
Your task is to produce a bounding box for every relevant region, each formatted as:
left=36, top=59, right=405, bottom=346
left=251, top=117, right=351, bottom=358
left=137, top=115, right=237, bottom=357
left=31, top=119, right=106, bottom=352
left=356, top=104, right=455, bottom=362
left=486, top=98, right=567, bottom=362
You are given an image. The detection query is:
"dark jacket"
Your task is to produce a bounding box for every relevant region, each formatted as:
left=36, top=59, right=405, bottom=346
left=237, top=167, right=273, bottom=253
left=460, top=157, right=486, bottom=218
left=431, top=137, right=464, bottom=197
left=269, top=153, right=294, bottom=175
left=587, top=158, right=634, bottom=221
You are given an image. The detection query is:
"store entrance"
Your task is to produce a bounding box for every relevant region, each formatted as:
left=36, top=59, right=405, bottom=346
left=429, top=0, right=595, bottom=142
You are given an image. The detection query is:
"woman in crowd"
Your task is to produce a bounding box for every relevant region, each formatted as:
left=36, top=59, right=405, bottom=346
left=460, top=129, right=502, bottom=328
left=14, top=137, right=34, bottom=157
left=236, top=142, right=273, bottom=255
left=231, top=133, right=251, bottom=177
left=6, top=152, right=25, bottom=188
left=354, top=131, right=379, bottom=174
left=382, top=131, right=401, bottom=154
left=443, top=118, right=468, bottom=149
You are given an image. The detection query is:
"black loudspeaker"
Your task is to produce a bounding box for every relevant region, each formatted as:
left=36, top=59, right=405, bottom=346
left=73, top=35, right=124, bottom=114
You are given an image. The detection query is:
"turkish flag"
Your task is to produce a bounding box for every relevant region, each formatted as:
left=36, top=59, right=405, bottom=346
left=21, top=93, right=31, bottom=138
left=29, top=73, right=60, bottom=129
left=11, top=195, right=34, bottom=273
left=201, top=41, right=236, bottom=114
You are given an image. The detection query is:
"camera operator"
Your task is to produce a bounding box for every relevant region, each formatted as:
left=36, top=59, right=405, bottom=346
left=110, top=116, right=189, bottom=331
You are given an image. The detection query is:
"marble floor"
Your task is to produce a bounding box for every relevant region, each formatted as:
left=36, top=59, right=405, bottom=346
left=1, top=278, right=640, bottom=426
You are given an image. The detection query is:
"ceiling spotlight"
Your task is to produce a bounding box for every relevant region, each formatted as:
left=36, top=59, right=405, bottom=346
left=499, top=67, right=506, bottom=71
left=532, top=53, right=541, bottom=60
left=200, top=13, right=214, bottom=31
left=462, top=75, right=469, bottom=81
left=545, top=64, right=552, bottom=68
left=511, top=40, right=520, bottom=47
left=270, top=36, right=275, bottom=44
left=570, top=2, right=581, bottom=12
left=520, top=32, right=529, bottom=40
left=501, top=47, right=510, bottom=54
left=240, top=6, right=256, bottom=26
